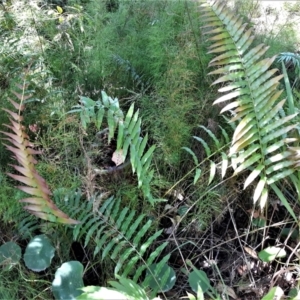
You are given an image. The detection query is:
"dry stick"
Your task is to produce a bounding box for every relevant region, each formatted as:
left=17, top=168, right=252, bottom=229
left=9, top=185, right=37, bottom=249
left=165, top=220, right=294, bottom=262
left=228, top=205, right=256, bottom=286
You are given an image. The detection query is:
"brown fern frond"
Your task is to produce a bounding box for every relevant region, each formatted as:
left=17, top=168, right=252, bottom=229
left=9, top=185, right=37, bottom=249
left=1, top=80, right=79, bottom=224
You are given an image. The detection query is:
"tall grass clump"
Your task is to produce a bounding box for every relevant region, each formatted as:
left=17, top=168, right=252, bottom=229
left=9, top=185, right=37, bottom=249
left=81, top=0, right=213, bottom=171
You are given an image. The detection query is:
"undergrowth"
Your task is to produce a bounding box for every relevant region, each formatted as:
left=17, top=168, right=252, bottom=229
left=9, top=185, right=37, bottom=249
left=1, top=0, right=300, bottom=299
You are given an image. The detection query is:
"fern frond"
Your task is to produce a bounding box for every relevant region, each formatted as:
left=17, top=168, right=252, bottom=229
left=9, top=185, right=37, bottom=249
left=16, top=213, right=40, bottom=239
left=277, top=52, right=300, bottom=71
left=201, top=1, right=298, bottom=207
left=1, top=80, right=79, bottom=224
left=70, top=91, right=156, bottom=204
left=58, top=191, right=168, bottom=283
left=112, top=54, right=147, bottom=90
left=183, top=125, right=231, bottom=185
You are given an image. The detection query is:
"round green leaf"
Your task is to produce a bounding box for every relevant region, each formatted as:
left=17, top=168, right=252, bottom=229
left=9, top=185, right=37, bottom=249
left=288, top=288, right=300, bottom=299
left=77, top=286, right=129, bottom=300
left=23, top=234, right=55, bottom=272
left=261, top=286, right=283, bottom=300
left=0, top=241, right=21, bottom=270
left=146, top=263, right=176, bottom=292
left=188, top=269, right=210, bottom=293
left=52, top=261, right=84, bottom=300
left=258, top=246, right=286, bottom=262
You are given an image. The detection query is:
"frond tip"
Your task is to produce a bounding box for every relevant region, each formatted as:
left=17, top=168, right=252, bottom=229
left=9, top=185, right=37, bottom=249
left=1, top=84, right=79, bottom=225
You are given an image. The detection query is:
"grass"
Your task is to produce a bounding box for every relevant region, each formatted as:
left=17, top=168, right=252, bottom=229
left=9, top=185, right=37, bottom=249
left=0, top=265, right=53, bottom=300
left=1, top=0, right=300, bottom=298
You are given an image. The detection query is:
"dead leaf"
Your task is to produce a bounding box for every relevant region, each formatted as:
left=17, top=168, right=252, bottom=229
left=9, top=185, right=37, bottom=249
left=244, top=246, right=258, bottom=259
left=112, top=149, right=125, bottom=166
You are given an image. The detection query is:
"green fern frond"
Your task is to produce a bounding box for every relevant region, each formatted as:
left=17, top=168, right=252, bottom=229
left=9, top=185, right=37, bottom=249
left=57, top=190, right=168, bottom=283
left=278, top=52, right=300, bottom=71
left=183, top=125, right=231, bottom=185
left=112, top=54, right=147, bottom=90
left=201, top=1, right=299, bottom=207
left=16, top=213, right=40, bottom=239
left=69, top=91, right=156, bottom=204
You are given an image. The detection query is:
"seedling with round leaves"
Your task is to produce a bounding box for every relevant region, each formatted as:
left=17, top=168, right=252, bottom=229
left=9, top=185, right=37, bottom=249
left=23, top=234, right=55, bottom=272
left=52, top=261, right=84, bottom=300
left=0, top=241, right=22, bottom=271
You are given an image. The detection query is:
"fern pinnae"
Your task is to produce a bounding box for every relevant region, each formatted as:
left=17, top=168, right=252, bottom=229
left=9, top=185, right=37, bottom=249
left=133, top=241, right=168, bottom=283
left=111, top=197, right=121, bottom=221
left=126, top=214, right=146, bottom=241
left=184, top=124, right=231, bottom=184
left=110, top=241, right=127, bottom=260
left=1, top=77, right=79, bottom=224
left=114, top=248, right=135, bottom=275
left=201, top=1, right=299, bottom=207
left=142, top=253, right=171, bottom=297
left=56, top=190, right=167, bottom=283
left=79, top=216, right=99, bottom=242
left=84, top=220, right=104, bottom=249
left=116, top=207, right=129, bottom=229
left=133, top=220, right=152, bottom=247
left=92, top=227, right=108, bottom=257
left=120, top=210, right=136, bottom=233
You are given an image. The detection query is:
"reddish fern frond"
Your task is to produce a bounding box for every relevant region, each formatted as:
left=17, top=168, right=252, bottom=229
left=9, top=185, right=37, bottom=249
left=1, top=82, right=79, bottom=225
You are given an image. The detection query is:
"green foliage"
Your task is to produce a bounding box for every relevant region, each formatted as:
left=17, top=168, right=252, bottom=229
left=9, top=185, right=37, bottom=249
left=200, top=1, right=300, bottom=208
left=278, top=52, right=300, bottom=74
left=70, top=90, right=157, bottom=204
left=0, top=265, right=53, bottom=300
left=77, top=278, right=161, bottom=300
left=258, top=246, right=287, bottom=262
left=52, top=261, right=84, bottom=300
left=261, top=287, right=284, bottom=300
left=0, top=170, right=24, bottom=223
left=183, top=125, right=231, bottom=185
left=0, top=241, right=21, bottom=271
left=57, top=190, right=169, bottom=284
left=0, top=235, right=55, bottom=273
left=146, top=263, right=176, bottom=293
left=2, top=0, right=300, bottom=299
left=187, top=261, right=221, bottom=300
left=188, top=270, right=210, bottom=294
left=24, top=235, right=55, bottom=272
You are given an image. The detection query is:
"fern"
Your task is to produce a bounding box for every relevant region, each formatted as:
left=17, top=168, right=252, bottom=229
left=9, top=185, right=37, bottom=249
left=112, top=54, right=147, bottom=91
left=1, top=76, right=79, bottom=224
left=69, top=91, right=156, bottom=204
left=16, top=212, right=40, bottom=239
left=277, top=52, right=300, bottom=72
left=183, top=124, right=231, bottom=185
left=57, top=190, right=168, bottom=285
left=200, top=1, right=299, bottom=208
